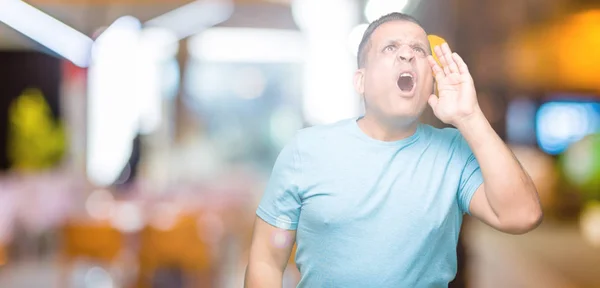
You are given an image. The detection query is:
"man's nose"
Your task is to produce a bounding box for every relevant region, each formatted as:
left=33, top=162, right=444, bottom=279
left=397, top=45, right=415, bottom=62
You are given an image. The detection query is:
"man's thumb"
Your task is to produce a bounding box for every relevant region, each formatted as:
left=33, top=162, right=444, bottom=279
left=428, top=94, right=439, bottom=110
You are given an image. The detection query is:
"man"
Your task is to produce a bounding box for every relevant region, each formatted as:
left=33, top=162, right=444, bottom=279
left=245, top=12, right=542, bottom=288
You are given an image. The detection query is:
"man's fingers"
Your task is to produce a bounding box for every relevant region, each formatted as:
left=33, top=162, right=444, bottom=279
left=427, top=55, right=445, bottom=81
left=451, top=52, right=470, bottom=75
left=441, top=43, right=460, bottom=74
left=433, top=45, right=451, bottom=76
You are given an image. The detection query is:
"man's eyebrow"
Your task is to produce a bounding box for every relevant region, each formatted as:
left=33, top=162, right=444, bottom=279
left=380, top=39, right=431, bottom=55
left=381, top=39, right=399, bottom=46
left=383, top=38, right=428, bottom=48
left=411, top=40, right=428, bottom=48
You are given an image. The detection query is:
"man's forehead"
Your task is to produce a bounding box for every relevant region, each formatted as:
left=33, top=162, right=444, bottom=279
left=371, top=20, right=428, bottom=44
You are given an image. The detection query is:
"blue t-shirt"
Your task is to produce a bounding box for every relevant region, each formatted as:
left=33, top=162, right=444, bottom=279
left=256, top=117, right=483, bottom=288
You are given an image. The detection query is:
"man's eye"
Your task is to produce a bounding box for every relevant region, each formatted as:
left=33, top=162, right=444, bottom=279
left=413, top=46, right=426, bottom=56
left=384, top=45, right=396, bottom=52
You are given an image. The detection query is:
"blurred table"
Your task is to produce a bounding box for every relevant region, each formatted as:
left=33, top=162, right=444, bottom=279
left=466, top=219, right=600, bottom=288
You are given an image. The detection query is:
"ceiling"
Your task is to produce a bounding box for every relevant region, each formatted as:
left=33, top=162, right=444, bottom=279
left=0, top=0, right=297, bottom=49
left=9, top=0, right=595, bottom=95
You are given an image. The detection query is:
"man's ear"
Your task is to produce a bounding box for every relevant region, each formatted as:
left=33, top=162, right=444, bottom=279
left=353, top=68, right=365, bottom=97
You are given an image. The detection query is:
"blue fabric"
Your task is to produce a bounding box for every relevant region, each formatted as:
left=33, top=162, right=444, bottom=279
left=257, top=117, right=483, bottom=288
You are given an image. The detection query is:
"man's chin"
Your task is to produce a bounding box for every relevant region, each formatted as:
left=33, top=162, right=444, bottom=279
left=387, top=105, right=428, bottom=121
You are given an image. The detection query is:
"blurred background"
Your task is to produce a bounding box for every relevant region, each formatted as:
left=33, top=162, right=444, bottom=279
left=0, top=0, right=599, bottom=287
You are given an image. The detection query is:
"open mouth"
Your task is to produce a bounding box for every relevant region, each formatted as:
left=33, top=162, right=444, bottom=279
left=397, top=72, right=415, bottom=92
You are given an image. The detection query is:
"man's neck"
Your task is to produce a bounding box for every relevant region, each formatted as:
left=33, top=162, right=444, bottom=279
left=357, top=114, right=418, bottom=142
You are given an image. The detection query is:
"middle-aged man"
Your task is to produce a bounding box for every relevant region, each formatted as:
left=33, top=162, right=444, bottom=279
left=245, top=12, right=543, bottom=288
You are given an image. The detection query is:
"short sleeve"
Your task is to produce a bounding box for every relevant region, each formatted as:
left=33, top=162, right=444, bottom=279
left=454, top=131, right=484, bottom=215
left=256, top=135, right=302, bottom=230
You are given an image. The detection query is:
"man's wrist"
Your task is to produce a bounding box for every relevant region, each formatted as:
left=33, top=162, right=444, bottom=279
left=453, top=107, right=494, bottom=144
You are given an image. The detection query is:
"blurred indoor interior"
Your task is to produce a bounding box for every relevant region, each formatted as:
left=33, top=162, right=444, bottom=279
left=0, top=0, right=600, bottom=287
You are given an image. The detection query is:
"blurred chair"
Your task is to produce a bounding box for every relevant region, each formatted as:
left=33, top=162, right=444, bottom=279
left=136, top=213, right=213, bottom=288
left=0, top=242, right=6, bottom=267
left=59, top=221, right=124, bottom=287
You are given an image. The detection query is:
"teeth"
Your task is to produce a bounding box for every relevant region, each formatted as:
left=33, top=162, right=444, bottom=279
left=400, top=72, right=413, bottom=78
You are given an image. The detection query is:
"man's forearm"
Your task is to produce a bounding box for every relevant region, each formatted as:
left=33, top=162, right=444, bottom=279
left=244, top=261, right=285, bottom=288
left=455, top=108, right=542, bottom=228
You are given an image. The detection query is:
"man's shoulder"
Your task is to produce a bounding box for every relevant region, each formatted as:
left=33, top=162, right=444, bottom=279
left=295, top=117, right=354, bottom=143
left=420, top=123, right=473, bottom=162
left=419, top=123, right=464, bottom=146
